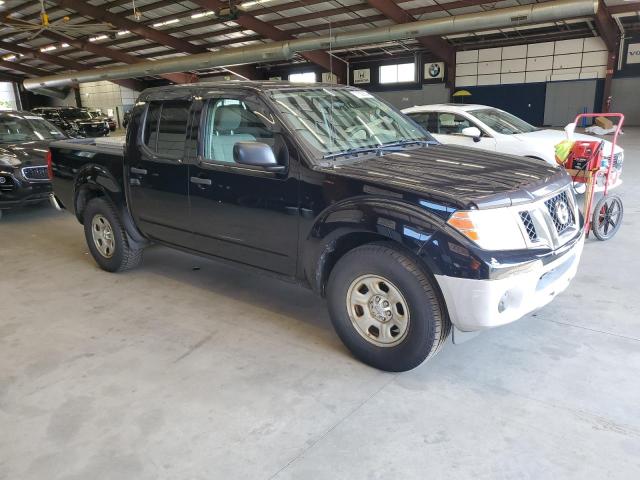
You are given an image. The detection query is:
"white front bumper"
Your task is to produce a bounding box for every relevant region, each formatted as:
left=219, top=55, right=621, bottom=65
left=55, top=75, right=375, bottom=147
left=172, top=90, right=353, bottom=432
left=435, top=234, right=585, bottom=332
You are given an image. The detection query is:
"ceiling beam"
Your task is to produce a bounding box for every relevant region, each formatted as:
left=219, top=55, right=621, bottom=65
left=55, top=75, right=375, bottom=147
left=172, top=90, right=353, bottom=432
left=36, top=30, right=194, bottom=85
left=0, top=41, right=146, bottom=92
left=51, top=0, right=255, bottom=80
left=366, top=0, right=456, bottom=87
left=191, top=0, right=347, bottom=82
left=594, top=0, right=620, bottom=51
left=0, top=59, right=53, bottom=77
left=0, top=71, right=23, bottom=83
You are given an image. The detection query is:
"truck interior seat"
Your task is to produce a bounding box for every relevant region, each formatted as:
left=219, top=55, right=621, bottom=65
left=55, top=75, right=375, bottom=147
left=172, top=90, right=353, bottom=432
left=210, top=105, right=256, bottom=163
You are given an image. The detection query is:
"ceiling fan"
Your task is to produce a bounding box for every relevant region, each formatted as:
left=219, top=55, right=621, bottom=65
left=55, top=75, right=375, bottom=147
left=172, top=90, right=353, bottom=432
left=2, top=0, right=119, bottom=40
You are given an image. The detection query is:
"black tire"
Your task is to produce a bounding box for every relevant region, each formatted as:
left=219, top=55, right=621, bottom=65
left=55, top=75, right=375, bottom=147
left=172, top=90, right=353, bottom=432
left=327, top=243, right=450, bottom=372
left=591, top=194, right=623, bottom=241
left=83, top=197, right=143, bottom=272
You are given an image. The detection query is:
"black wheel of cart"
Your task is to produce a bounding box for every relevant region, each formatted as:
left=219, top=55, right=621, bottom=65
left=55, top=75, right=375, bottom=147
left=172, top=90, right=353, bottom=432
left=591, top=194, right=623, bottom=241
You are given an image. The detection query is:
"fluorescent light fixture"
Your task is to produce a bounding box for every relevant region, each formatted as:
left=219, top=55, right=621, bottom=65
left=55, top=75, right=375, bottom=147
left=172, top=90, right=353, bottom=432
left=240, top=0, right=273, bottom=8
left=2, top=54, right=16, bottom=61
left=192, top=11, right=215, bottom=19
left=153, top=18, right=180, bottom=28
left=40, top=45, right=57, bottom=52
left=117, top=30, right=130, bottom=36
left=89, top=35, right=108, bottom=42
left=61, top=43, right=70, bottom=48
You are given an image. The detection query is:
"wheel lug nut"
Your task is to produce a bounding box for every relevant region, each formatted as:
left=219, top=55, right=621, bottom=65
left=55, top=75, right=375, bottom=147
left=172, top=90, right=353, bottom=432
left=383, top=301, right=389, bottom=307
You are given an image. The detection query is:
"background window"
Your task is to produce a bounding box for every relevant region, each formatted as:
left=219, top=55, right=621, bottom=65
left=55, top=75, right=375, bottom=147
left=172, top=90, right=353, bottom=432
left=288, top=72, right=317, bottom=83
left=379, top=63, right=416, bottom=84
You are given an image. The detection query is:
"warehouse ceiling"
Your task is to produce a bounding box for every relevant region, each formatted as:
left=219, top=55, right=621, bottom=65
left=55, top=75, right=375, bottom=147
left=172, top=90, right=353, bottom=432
left=0, top=0, right=639, bottom=85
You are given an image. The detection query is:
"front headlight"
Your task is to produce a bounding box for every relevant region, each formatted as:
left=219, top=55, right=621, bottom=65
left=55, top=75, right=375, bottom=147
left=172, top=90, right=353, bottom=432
left=447, top=209, right=527, bottom=251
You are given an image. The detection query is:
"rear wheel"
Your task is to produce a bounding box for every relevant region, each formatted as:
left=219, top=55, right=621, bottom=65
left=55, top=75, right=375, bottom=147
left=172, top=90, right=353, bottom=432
left=591, top=194, right=623, bottom=241
left=327, top=243, right=450, bottom=372
left=83, top=197, right=143, bottom=272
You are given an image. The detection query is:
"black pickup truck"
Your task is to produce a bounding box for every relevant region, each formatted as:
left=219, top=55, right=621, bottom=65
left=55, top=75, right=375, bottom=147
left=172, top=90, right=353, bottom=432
left=49, top=81, right=585, bottom=371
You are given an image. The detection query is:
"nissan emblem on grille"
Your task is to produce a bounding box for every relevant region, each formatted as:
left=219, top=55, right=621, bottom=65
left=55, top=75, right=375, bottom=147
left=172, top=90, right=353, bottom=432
left=555, top=200, right=570, bottom=225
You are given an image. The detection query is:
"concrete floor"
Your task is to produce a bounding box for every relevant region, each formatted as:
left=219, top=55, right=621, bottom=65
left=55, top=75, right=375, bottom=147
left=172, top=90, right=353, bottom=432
left=1, top=129, right=639, bottom=480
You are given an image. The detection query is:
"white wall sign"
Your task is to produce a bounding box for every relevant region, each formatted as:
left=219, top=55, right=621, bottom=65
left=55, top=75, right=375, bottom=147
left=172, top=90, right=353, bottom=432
left=627, top=43, right=640, bottom=65
left=353, top=68, right=370, bottom=84
left=321, top=72, right=338, bottom=84
left=424, top=62, right=445, bottom=80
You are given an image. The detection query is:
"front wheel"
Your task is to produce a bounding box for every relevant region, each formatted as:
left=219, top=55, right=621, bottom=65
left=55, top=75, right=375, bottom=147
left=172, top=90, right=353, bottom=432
left=83, top=198, right=143, bottom=272
left=591, top=194, right=623, bottom=241
left=327, top=243, right=450, bottom=372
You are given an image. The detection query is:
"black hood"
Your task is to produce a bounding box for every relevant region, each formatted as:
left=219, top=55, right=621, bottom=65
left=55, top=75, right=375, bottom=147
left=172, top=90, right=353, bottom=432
left=315, top=144, right=570, bottom=209
left=0, top=140, right=50, bottom=168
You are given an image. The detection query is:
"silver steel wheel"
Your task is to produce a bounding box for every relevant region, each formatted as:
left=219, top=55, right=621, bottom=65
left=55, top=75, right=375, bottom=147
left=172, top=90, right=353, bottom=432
left=346, top=274, right=410, bottom=347
left=91, top=214, right=115, bottom=259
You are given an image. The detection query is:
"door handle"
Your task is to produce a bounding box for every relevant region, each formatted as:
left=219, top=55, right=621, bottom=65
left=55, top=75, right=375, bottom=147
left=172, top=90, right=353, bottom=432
left=131, top=167, right=148, bottom=175
left=190, top=176, right=212, bottom=186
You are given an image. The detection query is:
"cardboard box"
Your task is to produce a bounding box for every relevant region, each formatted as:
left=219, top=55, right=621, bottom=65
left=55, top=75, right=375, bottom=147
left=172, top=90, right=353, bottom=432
left=595, top=116, right=613, bottom=129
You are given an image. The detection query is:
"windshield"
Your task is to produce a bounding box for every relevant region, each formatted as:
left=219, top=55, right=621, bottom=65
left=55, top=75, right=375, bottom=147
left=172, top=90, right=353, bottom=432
left=472, top=108, right=537, bottom=134
left=268, top=87, right=433, bottom=159
left=60, top=109, right=92, bottom=120
left=0, top=114, right=66, bottom=143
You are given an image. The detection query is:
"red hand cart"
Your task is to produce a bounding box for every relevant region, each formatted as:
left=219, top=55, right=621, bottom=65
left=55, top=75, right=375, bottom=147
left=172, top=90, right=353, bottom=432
left=564, top=113, right=624, bottom=241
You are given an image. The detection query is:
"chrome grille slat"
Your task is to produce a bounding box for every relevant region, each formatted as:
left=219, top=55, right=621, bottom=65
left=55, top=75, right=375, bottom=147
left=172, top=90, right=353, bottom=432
left=519, top=211, right=538, bottom=242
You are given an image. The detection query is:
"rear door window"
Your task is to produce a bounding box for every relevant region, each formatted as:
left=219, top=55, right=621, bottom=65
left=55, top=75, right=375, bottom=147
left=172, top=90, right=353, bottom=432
left=143, top=100, right=190, bottom=160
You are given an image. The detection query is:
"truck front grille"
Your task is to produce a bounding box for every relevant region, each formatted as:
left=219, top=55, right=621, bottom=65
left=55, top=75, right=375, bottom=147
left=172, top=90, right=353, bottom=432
left=22, top=166, right=50, bottom=182
left=544, top=190, right=575, bottom=235
left=517, top=187, right=579, bottom=249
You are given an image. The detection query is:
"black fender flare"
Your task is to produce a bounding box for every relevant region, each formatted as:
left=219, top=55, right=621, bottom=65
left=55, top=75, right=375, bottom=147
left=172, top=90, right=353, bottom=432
left=73, top=163, right=147, bottom=245
left=300, top=196, right=446, bottom=295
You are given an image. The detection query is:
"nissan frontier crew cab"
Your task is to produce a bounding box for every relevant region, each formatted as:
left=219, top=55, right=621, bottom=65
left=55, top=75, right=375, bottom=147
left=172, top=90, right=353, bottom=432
left=48, top=81, right=584, bottom=372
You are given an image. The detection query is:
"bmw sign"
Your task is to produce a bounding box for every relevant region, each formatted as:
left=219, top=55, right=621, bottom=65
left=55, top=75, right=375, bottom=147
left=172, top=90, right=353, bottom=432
left=424, top=62, right=445, bottom=80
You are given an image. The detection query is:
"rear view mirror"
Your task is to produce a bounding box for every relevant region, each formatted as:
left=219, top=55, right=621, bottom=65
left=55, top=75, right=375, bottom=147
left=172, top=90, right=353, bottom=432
left=233, top=142, right=285, bottom=172
left=461, top=126, right=482, bottom=142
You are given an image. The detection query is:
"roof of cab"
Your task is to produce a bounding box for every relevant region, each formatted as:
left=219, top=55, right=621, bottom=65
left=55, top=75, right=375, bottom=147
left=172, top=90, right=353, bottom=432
left=137, top=80, right=357, bottom=100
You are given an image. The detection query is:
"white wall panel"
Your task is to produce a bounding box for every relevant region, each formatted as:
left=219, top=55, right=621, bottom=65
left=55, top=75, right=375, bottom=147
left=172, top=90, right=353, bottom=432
left=457, top=62, right=478, bottom=76
left=581, top=50, right=607, bottom=67
left=501, top=45, right=527, bottom=59
left=478, top=47, right=501, bottom=61
left=457, top=50, right=478, bottom=63
left=478, top=61, right=500, bottom=74
left=477, top=74, right=501, bottom=85
left=550, top=68, right=581, bottom=81
left=553, top=53, right=582, bottom=69
left=554, top=38, right=584, bottom=55
left=501, top=58, right=526, bottom=73
left=580, top=65, right=606, bottom=77
left=456, top=75, right=477, bottom=87
left=527, top=41, right=554, bottom=57
left=501, top=72, right=526, bottom=84
left=583, top=36, right=607, bottom=52
left=526, top=56, right=553, bottom=71
left=526, top=70, right=551, bottom=83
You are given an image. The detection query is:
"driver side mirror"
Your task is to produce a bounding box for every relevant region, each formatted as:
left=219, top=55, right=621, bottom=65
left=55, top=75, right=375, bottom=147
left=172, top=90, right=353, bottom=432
left=233, top=142, right=285, bottom=173
left=461, top=126, right=482, bottom=142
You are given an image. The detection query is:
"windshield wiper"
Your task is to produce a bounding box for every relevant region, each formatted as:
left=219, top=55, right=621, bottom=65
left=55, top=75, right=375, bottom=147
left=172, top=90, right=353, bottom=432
left=322, top=139, right=433, bottom=160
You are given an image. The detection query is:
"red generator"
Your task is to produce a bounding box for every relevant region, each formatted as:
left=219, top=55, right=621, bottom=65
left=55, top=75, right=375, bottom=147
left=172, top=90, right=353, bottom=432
left=565, top=140, right=604, bottom=172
